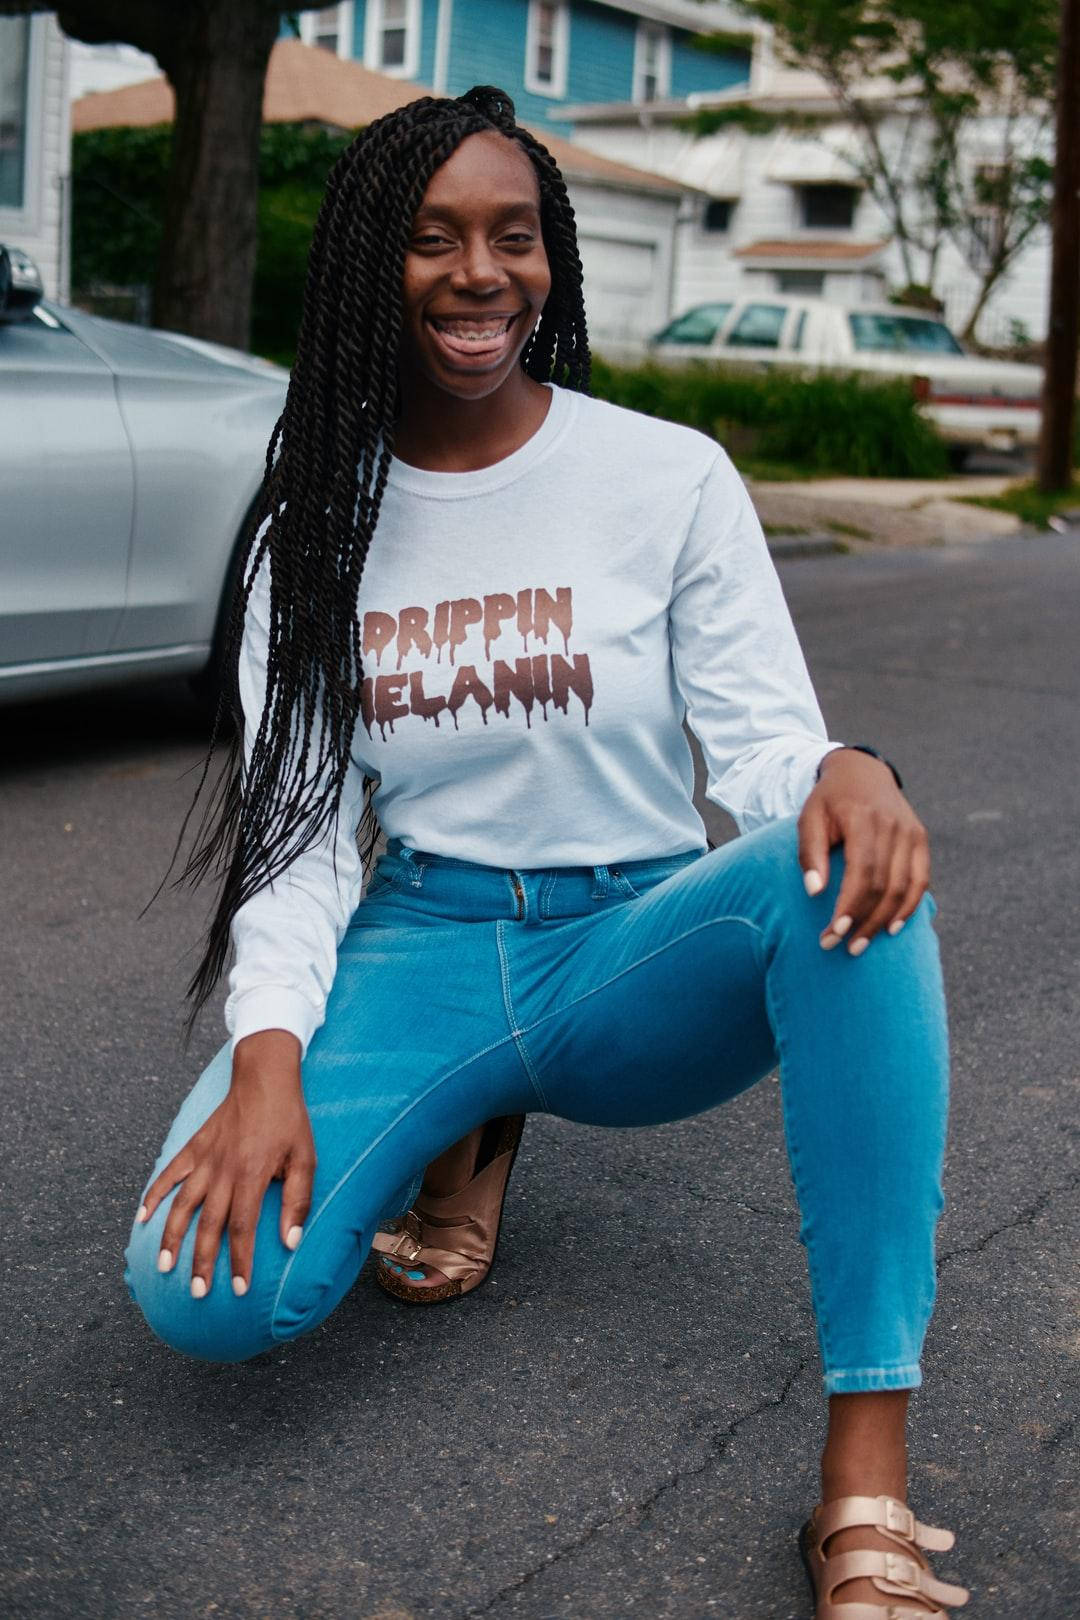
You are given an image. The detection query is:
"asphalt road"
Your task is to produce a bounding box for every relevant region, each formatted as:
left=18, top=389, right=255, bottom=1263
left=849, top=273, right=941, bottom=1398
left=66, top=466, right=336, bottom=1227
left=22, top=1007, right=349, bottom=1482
left=2, top=529, right=1077, bottom=1620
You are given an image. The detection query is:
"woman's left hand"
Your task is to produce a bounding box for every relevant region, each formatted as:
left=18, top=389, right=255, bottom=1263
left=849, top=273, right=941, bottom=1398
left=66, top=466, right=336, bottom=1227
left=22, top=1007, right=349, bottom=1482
left=797, top=748, right=930, bottom=954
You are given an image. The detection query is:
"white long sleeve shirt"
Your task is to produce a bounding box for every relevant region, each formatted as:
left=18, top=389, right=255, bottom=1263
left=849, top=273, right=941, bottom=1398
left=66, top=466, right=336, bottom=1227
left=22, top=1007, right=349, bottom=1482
left=224, top=384, right=842, bottom=1056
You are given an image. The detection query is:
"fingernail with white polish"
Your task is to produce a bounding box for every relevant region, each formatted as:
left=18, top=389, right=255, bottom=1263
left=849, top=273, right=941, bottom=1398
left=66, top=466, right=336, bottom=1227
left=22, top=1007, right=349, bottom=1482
left=285, top=1225, right=303, bottom=1251
left=136, top=1204, right=148, bottom=1223
left=190, top=1276, right=208, bottom=1299
left=803, top=870, right=825, bottom=897
left=847, top=937, right=869, bottom=957
left=833, top=915, right=853, bottom=938
left=232, top=1276, right=248, bottom=1297
left=157, top=1248, right=173, bottom=1273
left=888, top=917, right=906, bottom=935
left=820, top=933, right=839, bottom=950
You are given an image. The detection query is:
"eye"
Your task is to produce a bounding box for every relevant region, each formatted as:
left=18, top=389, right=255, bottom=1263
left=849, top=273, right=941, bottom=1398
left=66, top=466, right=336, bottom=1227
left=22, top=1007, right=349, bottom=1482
left=411, top=232, right=452, bottom=249
left=500, top=231, right=537, bottom=247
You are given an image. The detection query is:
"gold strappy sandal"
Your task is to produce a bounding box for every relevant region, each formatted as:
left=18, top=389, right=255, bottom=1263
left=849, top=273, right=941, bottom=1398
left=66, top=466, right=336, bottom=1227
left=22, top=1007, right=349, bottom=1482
left=800, top=1494, right=970, bottom=1618
left=370, top=1114, right=526, bottom=1305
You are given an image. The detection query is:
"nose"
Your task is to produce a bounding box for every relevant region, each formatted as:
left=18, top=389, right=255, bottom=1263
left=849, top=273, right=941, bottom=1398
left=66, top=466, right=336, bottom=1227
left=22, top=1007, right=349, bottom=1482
left=449, top=233, right=511, bottom=295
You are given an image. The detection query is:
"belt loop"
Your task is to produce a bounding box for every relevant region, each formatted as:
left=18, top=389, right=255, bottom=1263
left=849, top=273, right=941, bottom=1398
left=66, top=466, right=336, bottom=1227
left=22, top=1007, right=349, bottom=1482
left=590, top=862, right=610, bottom=901
left=398, top=845, right=426, bottom=888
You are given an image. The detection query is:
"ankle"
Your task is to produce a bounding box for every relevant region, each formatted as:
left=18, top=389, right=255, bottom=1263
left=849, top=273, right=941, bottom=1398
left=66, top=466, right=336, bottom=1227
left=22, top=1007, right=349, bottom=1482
left=821, top=1391, right=909, bottom=1505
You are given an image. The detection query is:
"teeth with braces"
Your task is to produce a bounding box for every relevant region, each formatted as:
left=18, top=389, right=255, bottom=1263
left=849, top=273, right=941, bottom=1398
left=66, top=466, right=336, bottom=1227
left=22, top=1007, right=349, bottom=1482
left=431, top=316, right=515, bottom=342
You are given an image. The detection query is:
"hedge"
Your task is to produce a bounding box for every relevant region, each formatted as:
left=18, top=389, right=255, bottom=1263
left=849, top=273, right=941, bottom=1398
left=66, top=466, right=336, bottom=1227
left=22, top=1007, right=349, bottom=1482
left=588, top=356, right=949, bottom=479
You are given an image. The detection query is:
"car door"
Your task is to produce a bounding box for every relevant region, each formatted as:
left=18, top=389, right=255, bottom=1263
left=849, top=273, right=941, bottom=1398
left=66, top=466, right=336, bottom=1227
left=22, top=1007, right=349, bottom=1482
left=0, top=306, right=133, bottom=668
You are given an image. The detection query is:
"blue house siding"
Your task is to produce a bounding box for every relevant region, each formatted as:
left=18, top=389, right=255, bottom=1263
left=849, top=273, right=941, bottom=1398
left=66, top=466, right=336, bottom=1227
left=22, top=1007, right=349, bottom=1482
left=419, top=0, right=440, bottom=84
left=670, top=35, right=750, bottom=100
left=276, top=4, right=750, bottom=133
left=565, top=4, right=636, bottom=108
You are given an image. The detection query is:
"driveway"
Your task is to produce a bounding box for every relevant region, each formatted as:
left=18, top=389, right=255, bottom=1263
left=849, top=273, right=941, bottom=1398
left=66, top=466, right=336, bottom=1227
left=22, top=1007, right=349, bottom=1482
left=2, top=530, right=1076, bottom=1618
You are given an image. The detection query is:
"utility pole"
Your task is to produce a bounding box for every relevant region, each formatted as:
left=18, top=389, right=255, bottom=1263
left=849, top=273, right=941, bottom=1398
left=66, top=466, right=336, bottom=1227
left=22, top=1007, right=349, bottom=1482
left=1037, top=0, right=1080, bottom=491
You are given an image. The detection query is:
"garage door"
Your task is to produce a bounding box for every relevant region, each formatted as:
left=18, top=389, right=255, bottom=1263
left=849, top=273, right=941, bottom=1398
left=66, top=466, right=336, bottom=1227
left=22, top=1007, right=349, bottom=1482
left=577, top=234, right=658, bottom=343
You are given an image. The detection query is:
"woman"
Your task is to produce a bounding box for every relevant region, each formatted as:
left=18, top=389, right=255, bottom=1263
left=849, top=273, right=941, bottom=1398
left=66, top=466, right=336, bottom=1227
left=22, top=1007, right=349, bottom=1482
left=125, top=87, right=968, bottom=1618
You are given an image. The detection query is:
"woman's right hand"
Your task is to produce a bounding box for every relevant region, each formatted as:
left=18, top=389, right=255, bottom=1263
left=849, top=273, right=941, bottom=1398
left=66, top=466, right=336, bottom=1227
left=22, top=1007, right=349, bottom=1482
left=135, top=1029, right=316, bottom=1298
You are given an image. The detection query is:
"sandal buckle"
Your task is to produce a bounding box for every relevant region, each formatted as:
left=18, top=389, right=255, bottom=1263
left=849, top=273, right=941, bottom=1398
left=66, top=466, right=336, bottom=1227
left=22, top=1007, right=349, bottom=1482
left=884, top=1552, right=921, bottom=1593
left=884, top=1498, right=916, bottom=1540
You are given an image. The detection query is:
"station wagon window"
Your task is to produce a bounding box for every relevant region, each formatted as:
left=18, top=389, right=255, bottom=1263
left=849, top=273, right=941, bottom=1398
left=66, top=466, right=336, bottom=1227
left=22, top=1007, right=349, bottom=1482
left=525, top=1, right=569, bottom=98
left=789, top=310, right=807, bottom=351
left=634, top=21, right=671, bottom=103
left=703, top=198, right=734, bottom=234
left=0, top=16, right=31, bottom=209
left=848, top=312, right=964, bottom=355
left=364, top=0, right=419, bottom=76
left=655, top=303, right=733, bottom=344
left=725, top=303, right=788, bottom=348
left=798, top=184, right=859, bottom=229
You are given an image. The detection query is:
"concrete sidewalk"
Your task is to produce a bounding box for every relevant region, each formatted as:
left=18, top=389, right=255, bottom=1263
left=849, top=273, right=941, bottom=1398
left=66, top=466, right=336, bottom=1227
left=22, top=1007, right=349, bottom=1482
left=750, top=472, right=1022, bottom=552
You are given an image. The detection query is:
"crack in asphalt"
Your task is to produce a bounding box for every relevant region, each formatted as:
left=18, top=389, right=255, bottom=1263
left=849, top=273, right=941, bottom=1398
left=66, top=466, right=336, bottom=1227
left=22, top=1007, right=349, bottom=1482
left=937, top=1173, right=1080, bottom=1269
left=462, top=1352, right=810, bottom=1617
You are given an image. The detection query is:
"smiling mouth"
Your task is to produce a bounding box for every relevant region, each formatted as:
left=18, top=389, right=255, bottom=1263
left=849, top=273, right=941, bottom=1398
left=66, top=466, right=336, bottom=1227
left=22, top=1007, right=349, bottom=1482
left=428, top=312, right=521, bottom=344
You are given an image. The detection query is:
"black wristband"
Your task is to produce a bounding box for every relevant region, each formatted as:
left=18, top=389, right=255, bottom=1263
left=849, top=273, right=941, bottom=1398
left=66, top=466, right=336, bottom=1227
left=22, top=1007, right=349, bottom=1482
left=817, top=743, right=903, bottom=792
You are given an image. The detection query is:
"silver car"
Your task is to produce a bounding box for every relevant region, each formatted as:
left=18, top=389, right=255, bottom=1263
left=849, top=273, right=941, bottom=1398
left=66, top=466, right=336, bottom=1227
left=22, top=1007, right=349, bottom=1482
left=1, top=243, right=289, bottom=708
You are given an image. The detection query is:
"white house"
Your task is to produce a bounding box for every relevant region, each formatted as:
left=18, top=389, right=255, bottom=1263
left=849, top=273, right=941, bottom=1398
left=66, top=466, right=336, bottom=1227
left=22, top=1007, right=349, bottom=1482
left=0, top=11, right=71, bottom=302
left=562, top=23, right=1053, bottom=345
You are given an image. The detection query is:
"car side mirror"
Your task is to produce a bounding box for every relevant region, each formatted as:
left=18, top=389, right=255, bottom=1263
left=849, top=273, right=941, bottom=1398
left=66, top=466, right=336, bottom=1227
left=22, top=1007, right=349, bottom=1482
left=0, top=244, right=45, bottom=324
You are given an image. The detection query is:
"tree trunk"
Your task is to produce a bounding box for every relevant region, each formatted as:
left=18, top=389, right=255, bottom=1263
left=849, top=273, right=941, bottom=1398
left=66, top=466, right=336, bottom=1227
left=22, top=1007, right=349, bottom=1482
left=1036, top=0, right=1080, bottom=492
left=151, top=2, right=280, bottom=349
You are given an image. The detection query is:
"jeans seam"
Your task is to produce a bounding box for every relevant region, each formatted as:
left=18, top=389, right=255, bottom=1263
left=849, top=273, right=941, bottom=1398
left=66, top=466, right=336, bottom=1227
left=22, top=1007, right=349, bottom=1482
left=495, top=919, right=550, bottom=1110
left=269, top=1023, right=523, bottom=1338
left=509, top=912, right=766, bottom=1043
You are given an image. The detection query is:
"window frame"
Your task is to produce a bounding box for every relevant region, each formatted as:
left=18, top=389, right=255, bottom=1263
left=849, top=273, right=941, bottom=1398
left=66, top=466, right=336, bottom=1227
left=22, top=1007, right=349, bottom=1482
left=363, top=0, right=420, bottom=79
left=633, top=19, right=672, bottom=104
left=525, top=0, right=570, bottom=100
left=702, top=197, right=734, bottom=235
left=298, top=2, right=356, bottom=61
left=0, top=13, right=42, bottom=229
left=797, top=182, right=859, bottom=231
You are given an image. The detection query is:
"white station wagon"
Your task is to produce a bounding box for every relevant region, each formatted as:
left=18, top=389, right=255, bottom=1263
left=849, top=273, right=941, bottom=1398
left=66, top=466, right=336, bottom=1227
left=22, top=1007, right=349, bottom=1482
left=648, top=296, right=1043, bottom=458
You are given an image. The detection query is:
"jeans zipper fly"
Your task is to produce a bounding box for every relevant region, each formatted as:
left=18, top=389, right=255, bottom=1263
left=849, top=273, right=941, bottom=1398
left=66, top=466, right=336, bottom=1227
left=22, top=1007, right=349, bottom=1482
left=511, top=875, right=525, bottom=920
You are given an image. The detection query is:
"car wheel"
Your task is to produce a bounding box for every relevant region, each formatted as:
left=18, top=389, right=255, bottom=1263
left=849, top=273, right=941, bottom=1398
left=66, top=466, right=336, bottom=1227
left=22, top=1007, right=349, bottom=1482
left=188, top=509, right=256, bottom=732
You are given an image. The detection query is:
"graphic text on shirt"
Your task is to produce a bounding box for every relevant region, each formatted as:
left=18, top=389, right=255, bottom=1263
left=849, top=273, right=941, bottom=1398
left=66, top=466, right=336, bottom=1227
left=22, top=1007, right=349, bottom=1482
left=359, top=586, right=593, bottom=738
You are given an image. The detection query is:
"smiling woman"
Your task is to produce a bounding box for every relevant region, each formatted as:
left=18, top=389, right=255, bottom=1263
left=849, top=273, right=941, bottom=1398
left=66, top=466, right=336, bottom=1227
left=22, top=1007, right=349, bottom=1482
left=124, top=84, right=968, bottom=1620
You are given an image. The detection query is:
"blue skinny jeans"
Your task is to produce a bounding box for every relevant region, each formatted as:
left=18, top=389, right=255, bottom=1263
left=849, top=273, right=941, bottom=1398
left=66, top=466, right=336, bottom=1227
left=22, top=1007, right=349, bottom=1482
left=124, top=816, right=949, bottom=1393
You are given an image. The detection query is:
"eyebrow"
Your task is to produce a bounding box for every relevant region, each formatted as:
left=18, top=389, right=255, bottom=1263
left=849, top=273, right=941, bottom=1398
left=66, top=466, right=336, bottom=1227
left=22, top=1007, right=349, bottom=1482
left=412, top=199, right=542, bottom=224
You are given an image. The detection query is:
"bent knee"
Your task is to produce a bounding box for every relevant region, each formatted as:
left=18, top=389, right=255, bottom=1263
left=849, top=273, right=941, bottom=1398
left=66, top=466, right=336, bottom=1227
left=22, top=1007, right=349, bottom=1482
left=123, top=1218, right=277, bottom=1364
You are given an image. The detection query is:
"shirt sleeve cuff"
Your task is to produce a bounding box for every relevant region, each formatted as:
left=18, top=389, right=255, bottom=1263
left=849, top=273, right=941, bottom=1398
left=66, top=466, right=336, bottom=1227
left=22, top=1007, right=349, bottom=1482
left=226, top=987, right=321, bottom=1060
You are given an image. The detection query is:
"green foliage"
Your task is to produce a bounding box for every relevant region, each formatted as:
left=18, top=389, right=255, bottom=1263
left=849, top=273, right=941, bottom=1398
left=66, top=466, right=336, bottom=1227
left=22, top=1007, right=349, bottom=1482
left=71, top=122, right=354, bottom=352
left=959, top=480, right=1080, bottom=528
left=589, top=355, right=949, bottom=479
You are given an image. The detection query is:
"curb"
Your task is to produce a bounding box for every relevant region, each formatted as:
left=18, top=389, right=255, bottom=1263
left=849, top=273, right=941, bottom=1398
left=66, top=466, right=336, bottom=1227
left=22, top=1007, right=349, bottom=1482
left=766, top=532, right=848, bottom=560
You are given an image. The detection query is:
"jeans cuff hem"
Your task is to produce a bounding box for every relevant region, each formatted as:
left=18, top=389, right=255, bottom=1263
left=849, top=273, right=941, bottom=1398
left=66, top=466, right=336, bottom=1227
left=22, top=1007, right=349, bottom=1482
left=823, top=1363, right=922, bottom=1395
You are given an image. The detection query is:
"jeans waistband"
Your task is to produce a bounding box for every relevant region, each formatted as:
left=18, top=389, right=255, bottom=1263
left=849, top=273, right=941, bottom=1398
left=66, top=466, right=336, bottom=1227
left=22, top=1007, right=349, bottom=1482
left=375, top=836, right=707, bottom=921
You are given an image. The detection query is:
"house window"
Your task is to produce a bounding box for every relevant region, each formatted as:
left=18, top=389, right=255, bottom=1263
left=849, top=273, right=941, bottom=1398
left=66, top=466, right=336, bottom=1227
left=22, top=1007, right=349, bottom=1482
left=634, top=21, right=671, bottom=103
left=703, top=198, right=734, bottom=234
left=364, top=0, right=420, bottom=78
left=525, top=2, right=569, bottom=99
left=798, top=184, right=858, bottom=229
left=776, top=269, right=824, bottom=295
left=0, top=16, right=31, bottom=210
left=299, top=3, right=355, bottom=59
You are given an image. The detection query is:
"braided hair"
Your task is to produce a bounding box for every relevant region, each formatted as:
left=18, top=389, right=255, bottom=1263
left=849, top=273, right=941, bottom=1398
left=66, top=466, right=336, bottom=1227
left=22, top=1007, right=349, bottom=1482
left=163, top=86, right=591, bottom=1042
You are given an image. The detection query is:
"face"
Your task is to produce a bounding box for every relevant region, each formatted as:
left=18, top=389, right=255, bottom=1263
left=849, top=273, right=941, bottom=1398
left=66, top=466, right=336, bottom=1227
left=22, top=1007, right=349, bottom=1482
left=397, top=131, right=553, bottom=402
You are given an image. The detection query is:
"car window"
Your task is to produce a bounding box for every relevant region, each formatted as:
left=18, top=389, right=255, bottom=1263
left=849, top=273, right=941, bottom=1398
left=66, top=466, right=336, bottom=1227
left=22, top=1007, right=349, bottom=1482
left=789, top=310, right=807, bottom=352
left=654, top=303, right=733, bottom=344
left=725, top=303, right=788, bottom=349
left=848, top=312, right=964, bottom=355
